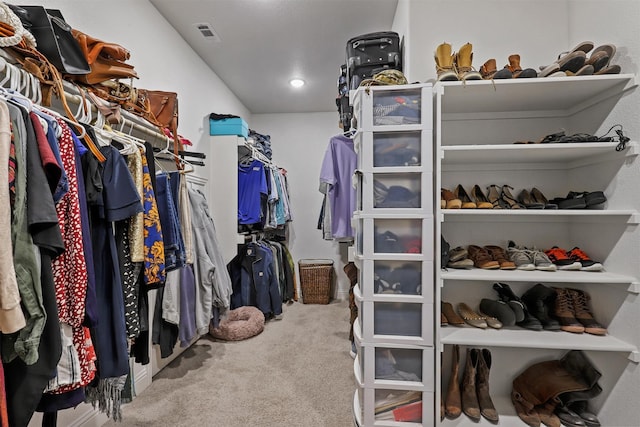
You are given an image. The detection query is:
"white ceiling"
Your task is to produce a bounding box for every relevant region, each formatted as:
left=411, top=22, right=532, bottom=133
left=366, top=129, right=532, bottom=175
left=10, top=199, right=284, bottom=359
left=149, top=0, right=399, bottom=114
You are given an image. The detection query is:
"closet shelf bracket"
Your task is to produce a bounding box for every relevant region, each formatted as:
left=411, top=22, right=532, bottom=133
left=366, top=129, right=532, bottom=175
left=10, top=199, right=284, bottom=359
left=628, top=350, right=640, bottom=364
left=628, top=282, right=640, bottom=294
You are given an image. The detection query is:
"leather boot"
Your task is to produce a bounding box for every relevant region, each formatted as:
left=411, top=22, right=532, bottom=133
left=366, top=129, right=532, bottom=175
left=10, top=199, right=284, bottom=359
left=476, top=348, right=499, bottom=423
left=512, top=390, right=541, bottom=427
left=454, top=43, right=482, bottom=81
left=444, top=344, right=462, bottom=419
left=435, top=42, right=458, bottom=81
left=480, top=58, right=512, bottom=80
left=506, top=54, right=538, bottom=78
left=568, top=289, right=607, bottom=335
left=553, top=287, right=585, bottom=333
left=493, top=282, right=542, bottom=330
left=537, top=401, right=562, bottom=427
left=461, top=348, right=481, bottom=421
left=521, top=283, right=561, bottom=330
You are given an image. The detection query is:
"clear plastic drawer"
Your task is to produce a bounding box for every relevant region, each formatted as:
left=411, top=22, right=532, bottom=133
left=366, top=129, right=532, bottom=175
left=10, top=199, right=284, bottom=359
left=354, top=130, right=431, bottom=170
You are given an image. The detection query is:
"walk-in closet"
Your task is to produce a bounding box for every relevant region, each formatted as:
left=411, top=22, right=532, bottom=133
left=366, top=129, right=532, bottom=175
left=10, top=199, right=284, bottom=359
left=0, top=1, right=638, bottom=427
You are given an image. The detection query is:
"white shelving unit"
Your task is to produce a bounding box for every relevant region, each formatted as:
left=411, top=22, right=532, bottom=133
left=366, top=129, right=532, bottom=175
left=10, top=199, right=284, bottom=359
left=351, top=83, right=435, bottom=426
left=435, top=75, right=639, bottom=426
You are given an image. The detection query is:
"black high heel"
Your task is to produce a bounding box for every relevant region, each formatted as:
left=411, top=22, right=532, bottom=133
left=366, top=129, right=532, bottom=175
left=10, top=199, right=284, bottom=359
left=501, top=185, right=525, bottom=209
left=486, top=185, right=507, bottom=209
left=453, top=184, right=476, bottom=209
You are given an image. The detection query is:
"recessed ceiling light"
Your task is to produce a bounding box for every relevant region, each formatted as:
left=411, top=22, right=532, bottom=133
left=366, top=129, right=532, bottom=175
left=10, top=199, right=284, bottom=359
left=289, top=78, right=305, bottom=88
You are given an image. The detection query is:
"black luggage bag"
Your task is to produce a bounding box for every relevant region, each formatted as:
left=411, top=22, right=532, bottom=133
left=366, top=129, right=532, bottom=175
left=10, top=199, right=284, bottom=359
left=346, top=31, right=402, bottom=85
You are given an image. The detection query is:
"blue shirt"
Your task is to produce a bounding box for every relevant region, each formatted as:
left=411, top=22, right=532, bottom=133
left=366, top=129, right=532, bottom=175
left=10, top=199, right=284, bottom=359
left=238, top=159, right=267, bottom=225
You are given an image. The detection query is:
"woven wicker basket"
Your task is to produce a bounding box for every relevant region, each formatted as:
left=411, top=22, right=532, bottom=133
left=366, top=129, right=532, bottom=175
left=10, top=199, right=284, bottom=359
left=298, top=259, right=334, bottom=304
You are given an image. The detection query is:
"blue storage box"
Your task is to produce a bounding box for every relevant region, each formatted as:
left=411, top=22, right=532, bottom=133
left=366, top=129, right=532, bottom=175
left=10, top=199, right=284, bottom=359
left=209, top=117, right=249, bottom=138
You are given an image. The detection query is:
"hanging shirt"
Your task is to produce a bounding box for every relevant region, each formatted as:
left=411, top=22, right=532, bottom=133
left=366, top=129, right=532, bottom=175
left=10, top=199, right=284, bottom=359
left=319, top=134, right=356, bottom=239
left=238, top=159, right=267, bottom=225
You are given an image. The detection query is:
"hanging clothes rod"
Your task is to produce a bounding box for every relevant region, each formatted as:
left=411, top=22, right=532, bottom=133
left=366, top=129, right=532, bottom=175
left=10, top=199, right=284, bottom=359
left=0, top=53, right=200, bottom=157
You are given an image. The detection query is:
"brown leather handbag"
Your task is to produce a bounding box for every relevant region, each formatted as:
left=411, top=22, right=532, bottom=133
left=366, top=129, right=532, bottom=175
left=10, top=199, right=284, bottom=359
left=69, top=28, right=138, bottom=84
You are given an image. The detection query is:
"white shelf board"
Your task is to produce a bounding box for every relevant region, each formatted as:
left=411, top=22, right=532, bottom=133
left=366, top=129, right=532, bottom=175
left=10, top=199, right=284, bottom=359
left=440, top=327, right=637, bottom=353
left=440, top=268, right=635, bottom=285
left=435, top=74, right=637, bottom=117
left=440, top=142, right=637, bottom=166
left=440, top=209, right=639, bottom=224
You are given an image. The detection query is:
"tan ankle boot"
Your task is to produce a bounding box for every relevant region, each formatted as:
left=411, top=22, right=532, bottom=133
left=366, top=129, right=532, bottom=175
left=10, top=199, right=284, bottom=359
left=480, top=58, right=497, bottom=79
left=435, top=42, right=458, bottom=81
left=455, top=43, right=483, bottom=81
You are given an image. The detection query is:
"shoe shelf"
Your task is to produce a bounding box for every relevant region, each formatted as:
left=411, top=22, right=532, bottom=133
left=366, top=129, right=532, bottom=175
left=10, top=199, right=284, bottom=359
left=440, top=209, right=640, bottom=224
left=439, top=396, right=518, bottom=427
left=440, top=327, right=638, bottom=360
left=440, top=141, right=639, bottom=169
left=440, top=268, right=638, bottom=291
left=434, top=74, right=637, bottom=119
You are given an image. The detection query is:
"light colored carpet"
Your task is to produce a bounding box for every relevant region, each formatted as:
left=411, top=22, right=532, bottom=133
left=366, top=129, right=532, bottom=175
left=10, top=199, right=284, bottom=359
left=105, top=300, right=354, bottom=427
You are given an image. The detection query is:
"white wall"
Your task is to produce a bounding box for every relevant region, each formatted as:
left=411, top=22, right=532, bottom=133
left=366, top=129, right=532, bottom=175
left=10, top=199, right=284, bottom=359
left=250, top=112, right=353, bottom=300
left=26, top=1, right=250, bottom=426
left=392, top=0, right=410, bottom=80
left=567, top=1, right=640, bottom=424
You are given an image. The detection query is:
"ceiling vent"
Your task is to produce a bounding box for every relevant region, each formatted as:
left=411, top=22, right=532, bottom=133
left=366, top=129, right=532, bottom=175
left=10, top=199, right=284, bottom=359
left=194, top=23, right=221, bottom=42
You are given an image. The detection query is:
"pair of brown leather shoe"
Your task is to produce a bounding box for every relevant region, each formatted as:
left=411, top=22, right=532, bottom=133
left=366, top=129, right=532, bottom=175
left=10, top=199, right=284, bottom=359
left=468, top=244, right=516, bottom=270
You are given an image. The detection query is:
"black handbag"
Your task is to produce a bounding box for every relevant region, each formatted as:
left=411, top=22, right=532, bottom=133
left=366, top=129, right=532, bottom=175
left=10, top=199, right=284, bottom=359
left=8, top=5, right=90, bottom=75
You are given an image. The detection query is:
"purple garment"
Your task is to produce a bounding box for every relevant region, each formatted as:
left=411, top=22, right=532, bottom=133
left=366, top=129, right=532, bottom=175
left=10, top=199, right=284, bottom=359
left=178, top=265, right=197, bottom=347
left=238, top=159, right=267, bottom=225
left=319, top=135, right=356, bottom=239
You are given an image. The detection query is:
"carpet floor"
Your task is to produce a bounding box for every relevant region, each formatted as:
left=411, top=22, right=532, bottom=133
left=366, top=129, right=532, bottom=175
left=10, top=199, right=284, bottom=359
left=105, top=300, right=354, bottom=427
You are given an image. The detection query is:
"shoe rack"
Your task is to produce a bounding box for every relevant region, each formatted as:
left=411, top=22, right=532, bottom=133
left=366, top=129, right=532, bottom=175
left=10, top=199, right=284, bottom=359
left=350, top=83, right=435, bottom=426
left=434, top=74, right=639, bottom=426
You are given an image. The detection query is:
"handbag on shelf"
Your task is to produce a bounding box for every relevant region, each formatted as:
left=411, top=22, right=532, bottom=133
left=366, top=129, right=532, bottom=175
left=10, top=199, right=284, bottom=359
left=7, top=5, right=90, bottom=75
left=69, top=28, right=137, bottom=84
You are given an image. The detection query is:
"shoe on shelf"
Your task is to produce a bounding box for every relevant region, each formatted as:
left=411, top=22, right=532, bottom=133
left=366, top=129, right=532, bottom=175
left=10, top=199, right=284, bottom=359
left=568, top=401, right=601, bottom=427
left=545, top=246, right=583, bottom=270
left=435, top=42, right=459, bottom=82
left=484, top=245, right=516, bottom=270
left=506, top=240, right=535, bottom=271
left=441, top=188, right=462, bottom=209
left=493, top=282, right=543, bottom=330
left=454, top=184, right=477, bottom=209
left=529, top=247, right=558, bottom=271
left=447, top=257, right=474, bottom=269
left=518, top=189, right=545, bottom=209
left=480, top=58, right=512, bottom=80
left=476, top=349, right=499, bottom=423
left=552, top=287, right=585, bottom=333
left=568, top=288, right=607, bottom=335
left=479, top=298, right=517, bottom=326
left=506, top=54, right=537, bottom=78
left=555, top=404, right=587, bottom=427
left=442, top=301, right=465, bottom=326
left=501, top=185, right=525, bottom=209
left=457, top=302, right=488, bottom=328
left=521, top=283, right=562, bottom=331
left=486, top=184, right=507, bottom=209
left=468, top=245, right=500, bottom=269
left=478, top=310, right=503, bottom=329
left=454, top=43, right=483, bottom=81
left=530, top=187, right=558, bottom=209
left=441, top=311, right=448, bottom=326
left=448, top=245, right=473, bottom=269
left=567, top=247, right=603, bottom=271
left=471, top=185, right=493, bottom=209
